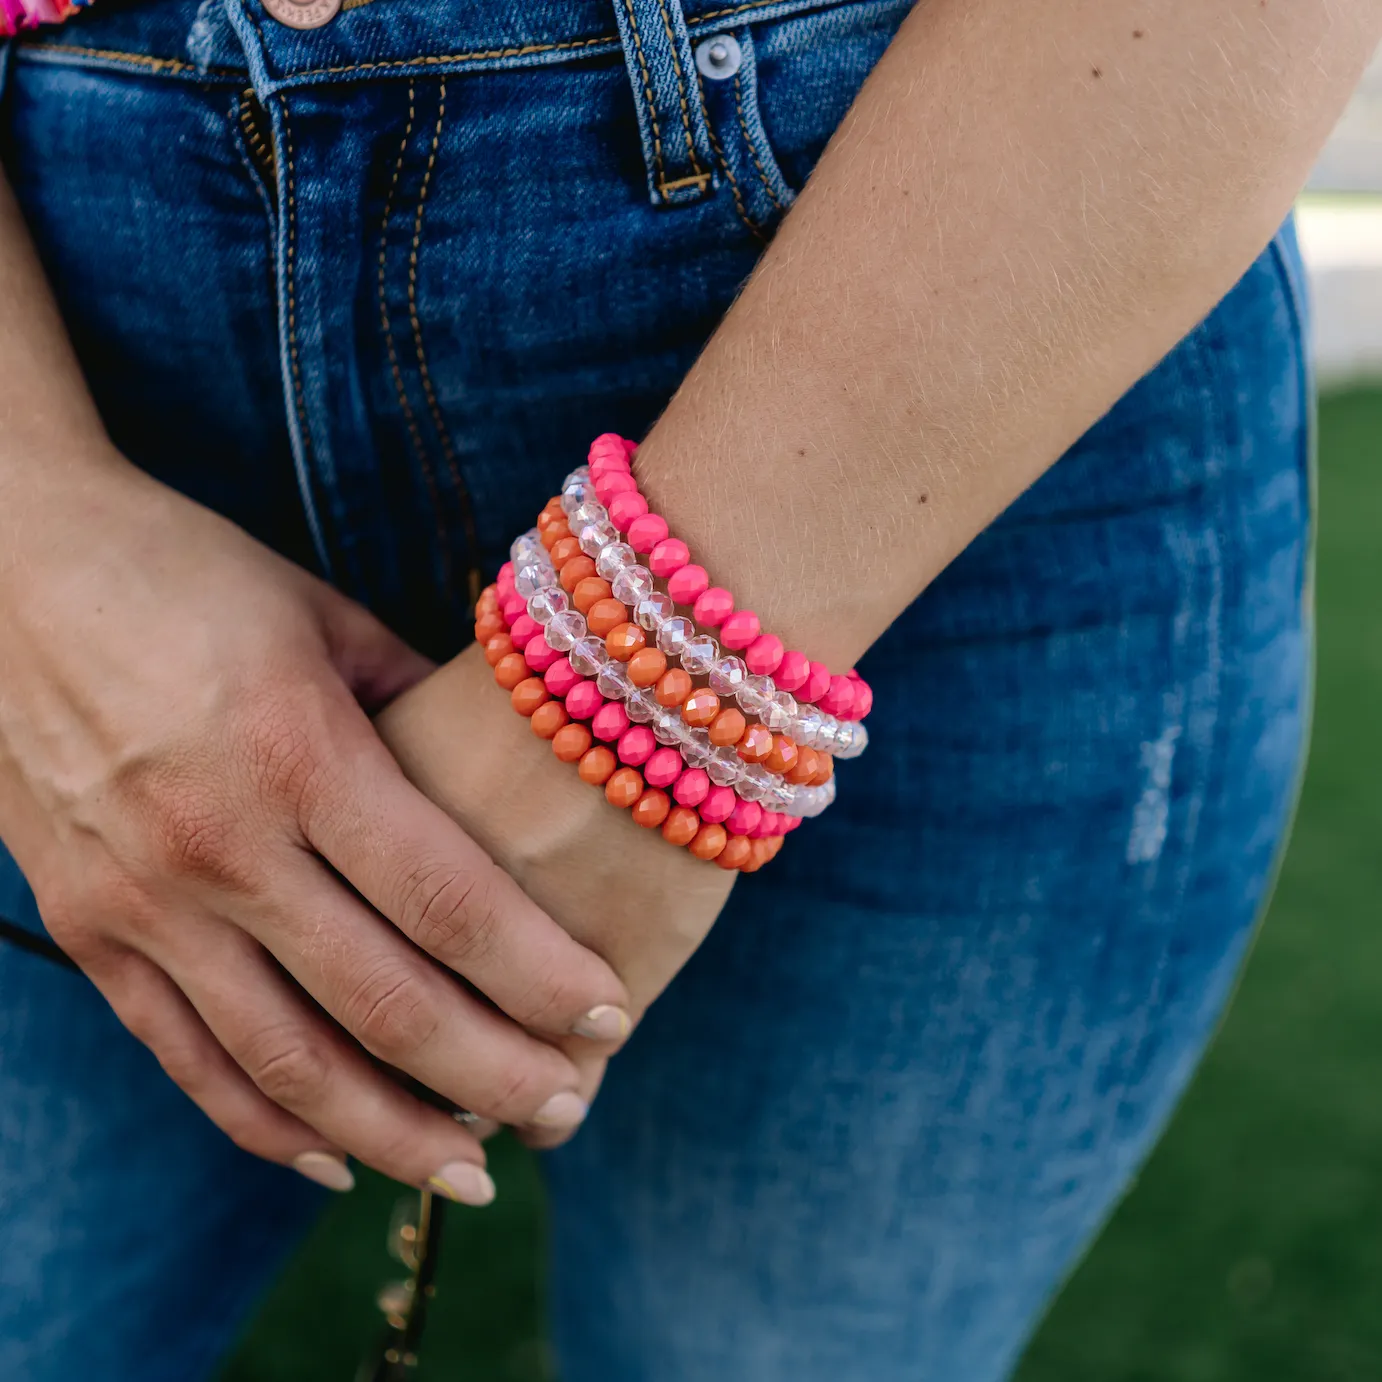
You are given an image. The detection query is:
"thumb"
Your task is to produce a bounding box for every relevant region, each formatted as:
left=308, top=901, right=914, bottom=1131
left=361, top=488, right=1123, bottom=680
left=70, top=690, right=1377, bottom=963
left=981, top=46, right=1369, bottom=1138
left=313, top=585, right=436, bottom=710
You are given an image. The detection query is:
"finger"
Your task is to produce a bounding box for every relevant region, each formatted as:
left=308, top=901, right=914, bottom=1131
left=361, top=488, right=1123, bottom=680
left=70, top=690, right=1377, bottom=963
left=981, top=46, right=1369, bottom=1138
left=312, top=583, right=436, bottom=710
left=228, top=853, right=595, bottom=1134
left=85, top=945, right=353, bottom=1187
left=299, top=722, right=633, bottom=1044
left=517, top=1051, right=611, bottom=1151
left=153, top=921, right=500, bottom=1203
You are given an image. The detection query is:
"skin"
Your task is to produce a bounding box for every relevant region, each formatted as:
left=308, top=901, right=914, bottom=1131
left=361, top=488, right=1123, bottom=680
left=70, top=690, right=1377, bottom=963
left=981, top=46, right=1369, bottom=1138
left=2, top=0, right=1379, bottom=1188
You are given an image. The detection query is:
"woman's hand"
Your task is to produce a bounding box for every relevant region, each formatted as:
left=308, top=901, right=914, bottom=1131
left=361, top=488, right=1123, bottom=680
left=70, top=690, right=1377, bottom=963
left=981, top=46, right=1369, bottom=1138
left=0, top=448, right=634, bottom=1198
left=376, top=643, right=736, bottom=1145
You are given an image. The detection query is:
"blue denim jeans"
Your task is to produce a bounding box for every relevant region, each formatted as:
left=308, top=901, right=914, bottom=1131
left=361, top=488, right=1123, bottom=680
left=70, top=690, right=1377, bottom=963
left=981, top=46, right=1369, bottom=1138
left=0, top=1, right=1312, bottom=1379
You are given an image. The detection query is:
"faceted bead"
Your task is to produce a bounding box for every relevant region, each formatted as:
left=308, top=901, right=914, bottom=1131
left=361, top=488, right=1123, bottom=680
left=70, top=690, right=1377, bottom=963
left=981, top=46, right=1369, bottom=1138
left=484, top=633, right=514, bottom=666
left=775, top=650, right=810, bottom=692
left=633, top=590, right=676, bottom=631
left=680, top=730, right=714, bottom=768
left=745, top=633, right=785, bottom=676
left=515, top=563, right=548, bottom=599
left=843, top=722, right=868, bottom=758
left=680, top=633, right=720, bottom=676
left=523, top=638, right=560, bottom=674
left=736, top=724, right=773, bottom=763
left=644, top=747, right=684, bottom=787
left=608, top=490, right=649, bottom=529
left=627, top=647, right=668, bottom=687
left=655, top=668, right=693, bottom=707
left=543, top=656, right=580, bottom=697
left=666, top=564, right=709, bottom=605
left=476, top=585, right=499, bottom=616
left=508, top=613, right=540, bottom=649
left=727, top=799, right=762, bottom=837
left=812, top=752, right=835, bottom=787
left=688, top=823, right=728, bottom=860
left=591, top=701, right=630, bottom=742
left=586, top=598, right=629, bottom=638
left=595, top=542, right=637, bottom=580
left=530, top=701, right=569, bottom=740
left=605, top=622, right=647, bottom=661
left=761, top=689, right=798, bottom=733
left=594, top=471, right=637, bottom=500
left=569, top=635, right=609, bottom=677
left=590, top=453, right=630, bottom=478
left=572, top=499, right=610, bottom=530
left=577, top=521, right=619, bottom=557
left=631, top=789, right=671, bottom=829
left=544, top=610, right=587, bottom=652
left=681, top=688, right=720, bottom=728
left=510, top=678, right=550, bottom=717
left=662, top=806, right=702, bottom=847
left=564, top=681, right=603, bottom=720
left=560, top=478, right=591, bottom=516
left=765, top=735, right=799, bottom=776
left=573, top=576, right=613, bottom=615
left=852, top=680, right=874, bottom=719
left=558, top=555, right=598, bottom=593
left=611, top=565, right=655, bottom=606
left=596, top=661, right=634, bottom=700
left=799, top=661, right=832, bottom=705
left=552, top=722, right=593, bottom=762
left=708, top=655, right=748, bottom=697
left=719, top=609, right=760, bottom=651
left=617, top=726, right=656, bottom=766
left=651, top=710, right=683, bottom=745
left=527, top=588, right=568, bottom=625
left=655, top=616, right=696, bottom=658
left=821, top=674, right=855, bottom=718
left=708, top=708, right=747, bottom=747
left=831, top=722, right=855, bottom=757
left=474, top=611, right=504, bottom=644
left=539, top=521, right=569, bottom=551
left=604, top=766, right=644, bottom=810
left=624, top=688, right=659, bottom=724
left=740, top=764, right=776, bottom=803
left=735, top=673, right=773, bottom=718
left=672, top=768, right=710, bottom=807
left=716, top=835, right=753, bottom=871
left=627, top=513, right=670, bottom=553
left=510, top=532, right=542, bottom=565
left=648, top=537, right=690, bottom=578
left=706, top=748, right=743, bottom=787
left=549, top=536, right=584, bottom=571
left=494, top=652, right=529, bottom=691
left=786, top=746, right=819, bottom=785
left=692, top=587, right=734, bottom=627
left=501, top=593, right=528, bottom=625
left=793, top=707, right=825, bottom=749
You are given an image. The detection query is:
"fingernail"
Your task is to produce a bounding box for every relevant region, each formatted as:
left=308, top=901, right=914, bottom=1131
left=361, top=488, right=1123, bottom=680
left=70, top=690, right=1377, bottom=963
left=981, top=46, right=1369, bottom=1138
left=427, top=1161, right=497, bottom=1206
left=529, top=1090, right=589, bottom=1129
left=570, top=1004, right=632, bottom=1041
left=293, top=1151, right=355, bottom=1192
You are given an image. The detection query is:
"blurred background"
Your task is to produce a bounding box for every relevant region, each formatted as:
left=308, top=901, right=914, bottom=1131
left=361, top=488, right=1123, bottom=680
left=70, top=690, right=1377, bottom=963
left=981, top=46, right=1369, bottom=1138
left=222, top=52, right=1382, bottom=1382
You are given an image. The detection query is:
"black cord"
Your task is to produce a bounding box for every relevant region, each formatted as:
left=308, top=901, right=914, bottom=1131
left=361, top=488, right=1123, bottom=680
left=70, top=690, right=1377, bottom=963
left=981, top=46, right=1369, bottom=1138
left=0, top=915, right=78, bottom=971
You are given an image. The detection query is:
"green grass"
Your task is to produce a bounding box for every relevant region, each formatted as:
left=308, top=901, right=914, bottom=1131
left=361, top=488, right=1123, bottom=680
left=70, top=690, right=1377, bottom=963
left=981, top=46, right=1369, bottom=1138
left=224, top=388, right=1382, bottom=1382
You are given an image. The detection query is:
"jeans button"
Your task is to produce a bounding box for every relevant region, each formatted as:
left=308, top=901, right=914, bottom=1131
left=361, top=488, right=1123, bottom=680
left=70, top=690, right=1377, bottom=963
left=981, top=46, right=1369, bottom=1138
left=262, top=0, right=341, bottom=30
left=695, top=34, right=743, bottom=81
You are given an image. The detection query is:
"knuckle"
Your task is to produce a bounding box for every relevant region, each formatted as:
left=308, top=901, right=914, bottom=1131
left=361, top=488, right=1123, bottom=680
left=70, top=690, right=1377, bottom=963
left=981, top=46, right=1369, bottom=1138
left=148, top=788, right=251, bottom=890
left=506, top=962, right=583, bottom=1032
left=340, top=963, right=440, bottom=1060
left=473, top=1061, right=547, bottom=1123
left=403, top=864, right=501, bottom=968
left=243, top=1029, right=331, bottom=1108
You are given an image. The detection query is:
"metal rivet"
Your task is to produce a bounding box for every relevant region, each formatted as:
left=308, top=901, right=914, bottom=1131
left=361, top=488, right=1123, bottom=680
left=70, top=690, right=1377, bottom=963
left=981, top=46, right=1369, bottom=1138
left=262, top=0, right=341, bottom=30
left=695, top=33, right=743, bottom=81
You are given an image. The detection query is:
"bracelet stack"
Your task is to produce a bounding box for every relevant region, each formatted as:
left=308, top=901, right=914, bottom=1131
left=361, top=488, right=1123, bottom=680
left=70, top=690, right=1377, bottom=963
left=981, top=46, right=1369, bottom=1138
left=472, top=435, right=870, bottom=873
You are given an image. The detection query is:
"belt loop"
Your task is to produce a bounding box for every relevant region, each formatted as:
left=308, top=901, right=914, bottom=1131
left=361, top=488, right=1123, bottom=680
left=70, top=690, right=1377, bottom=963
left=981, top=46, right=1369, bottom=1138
left=611, top=0, right=717, bottom=207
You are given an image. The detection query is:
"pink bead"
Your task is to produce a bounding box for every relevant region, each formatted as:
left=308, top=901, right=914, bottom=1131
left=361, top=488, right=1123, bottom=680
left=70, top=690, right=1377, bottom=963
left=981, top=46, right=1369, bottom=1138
left=852, top=679, right=874, bottom=719
left=497, top=575, right=515, bottom=601
left=617, top=726, right=656, bottom=766
left=672, top=767, right=710, bottom=807
left=745, top=634, right=784, bottom=676
left=565, top=681, right=603, bottom=720
left=775, top=650, right=809, bottom=692
left=590, top=449, right=630, bottom=472
left=627, top=513, right=670, bottom=553
left=847, top=667, right=862, bottom=681
left=591, top=701, right=630, bottom=742
left=501, top=594, right=528, bottom=625
left=719, top=609, right=760, bottom=651
left=644, top=747, right=683, bottom=787
left=608, top=491, right=649, bottom=528
left=508, top=614, right=541, bottom=649
left=726, top=799, right=762, bottom=837
left=700, top=785, right=737, bottom=824
left=667, top=564, right=710, bottom=604
left=693, top=587, right=734, bottom=627
left=594, top=472, right=637, bottom=501
left=524, top=638, right=561, bottom=673
left=759, top=811, right=781, bottom=837
left=498, top=561, right=514, bottom=580
left=544, top=656, right=581, bottom=697
left=800, top=660, right=831, bottom=704
left=648, top=537, right=690, bottom=578
left=588, top=433, right=626, bottom=463
left=623, top=436, right=638, bottom=456
left=785, top=815, right=804, bottom=832
left=820, top=674, right=855, bottom=718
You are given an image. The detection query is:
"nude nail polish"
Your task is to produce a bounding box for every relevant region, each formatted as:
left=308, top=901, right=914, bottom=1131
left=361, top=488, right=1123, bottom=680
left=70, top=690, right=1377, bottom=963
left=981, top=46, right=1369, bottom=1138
left=570, top=1004, right=632, bottom=1041
left=529, top=1090, right=589, bottom=1129
left=292, top=1151, right=355, bottom=1192
left=427, top=1161, right=497, bottom=1206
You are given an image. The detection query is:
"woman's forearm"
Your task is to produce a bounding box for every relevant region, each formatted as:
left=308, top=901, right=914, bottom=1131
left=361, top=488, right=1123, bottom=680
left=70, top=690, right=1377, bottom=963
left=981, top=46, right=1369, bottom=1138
left=637, top=0, right=1380, bottom=671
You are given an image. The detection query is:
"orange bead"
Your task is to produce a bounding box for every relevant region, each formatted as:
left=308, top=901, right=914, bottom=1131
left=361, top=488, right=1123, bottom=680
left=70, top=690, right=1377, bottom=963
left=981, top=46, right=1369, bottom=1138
left=530, top=700, right=570, bottom=740
left=716, top=835, right=753, bottom=870
left=494, top=652, right=529, bottom=690
left=605, top=623, right=646, bottom=661
left=786, top=746, right=819, bottom=785
left=605, top=766, right=644, bottom=809
left=766, top=834, right=785, bottom=859
left=552, top=722, right=593, bottom=763
left=708, top=707, right=747, bottom=747
left=765, top=734, right=799, bottom=776
left=587, top=598, right=629, bottom=637
left=746, top=837, right=775, bottom=872
left=484, top=632, right=515, bottom=667
left=812, top=754, right=835, bottom=786
left=474, top=610, right=504, bottom=644
left=661, top=805, right=701, bottom=846
left=627, top=647, right=668, bottom=687
left=578, top=745, right=618, bottom=785
left=631, top=788, right=671, bottom=828
left=537, top=502, right=563, bottom=530
left=736, top=723, right=773, bottom=763
left=573, top=576, right=613, bottom=615
left=681, top=688, right=720, bottom=728
left=476, top=586, right=499, bottom=617
left=550, top=536, right=583, bottom=570
left=540, top=520, right=570, bottom=551
left=559, top=555, right=598, bottom=593
left=688, top=822, right=728, bottom=860
left=511, top=678, right=551, bottom=717
left=655, top=667, right=693, bottom=707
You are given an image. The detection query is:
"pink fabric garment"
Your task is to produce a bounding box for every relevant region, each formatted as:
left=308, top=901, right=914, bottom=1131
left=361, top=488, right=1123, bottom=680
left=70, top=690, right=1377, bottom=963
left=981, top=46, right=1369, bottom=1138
left=2, top=0, right=88, bottom=37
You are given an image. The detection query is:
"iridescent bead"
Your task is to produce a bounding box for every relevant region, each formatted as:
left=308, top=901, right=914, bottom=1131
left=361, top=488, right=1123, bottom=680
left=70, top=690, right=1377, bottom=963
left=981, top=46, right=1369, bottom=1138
left=510, top=532, right=541, bottom=565
left=651, top=710, right=683, bottom=746
left=708, top=655, right=747, bottom=697
left=527, top=588, right=569, bottom=625
left=706, top=748, right=744, bottom=787
left=767, top=776, right=795, bottom=811
left=761, top=689, right=798, bottom=733
left=596, top=542, right=637, bottom=581
left=680, top=633, right=720, bottom=676
left=514, top=563, right=548, bottom=599
left=596, top=661, right=634, bottom=700
left=560, top=478, right=591, bottom=516
left=544, top=610, right=586, bottom=651
left=735, top=673, right=773, bottom=717
left=840, top=722, right=868, bottom=759
left=793, top=706, right=825, bottom=749
left=568, top=635, right=609, bottom=677
left=680, top=729, right=713, bottom=767
left=828, top=721, right=852, bottom=757
left=572, top=499, right=609, bottom=529
left=634, top=590, right=676, bottom=631
left=577, top=521, right=619, bottom=557
left=739, top=764, right=775, bottom=803
left=625, top=688, right=659, bottom=724
left=611, top=564, right=655, bottom=605
left=813, top=717, right=840, bottom=754
left=656, top=616, right=695, bottom=658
